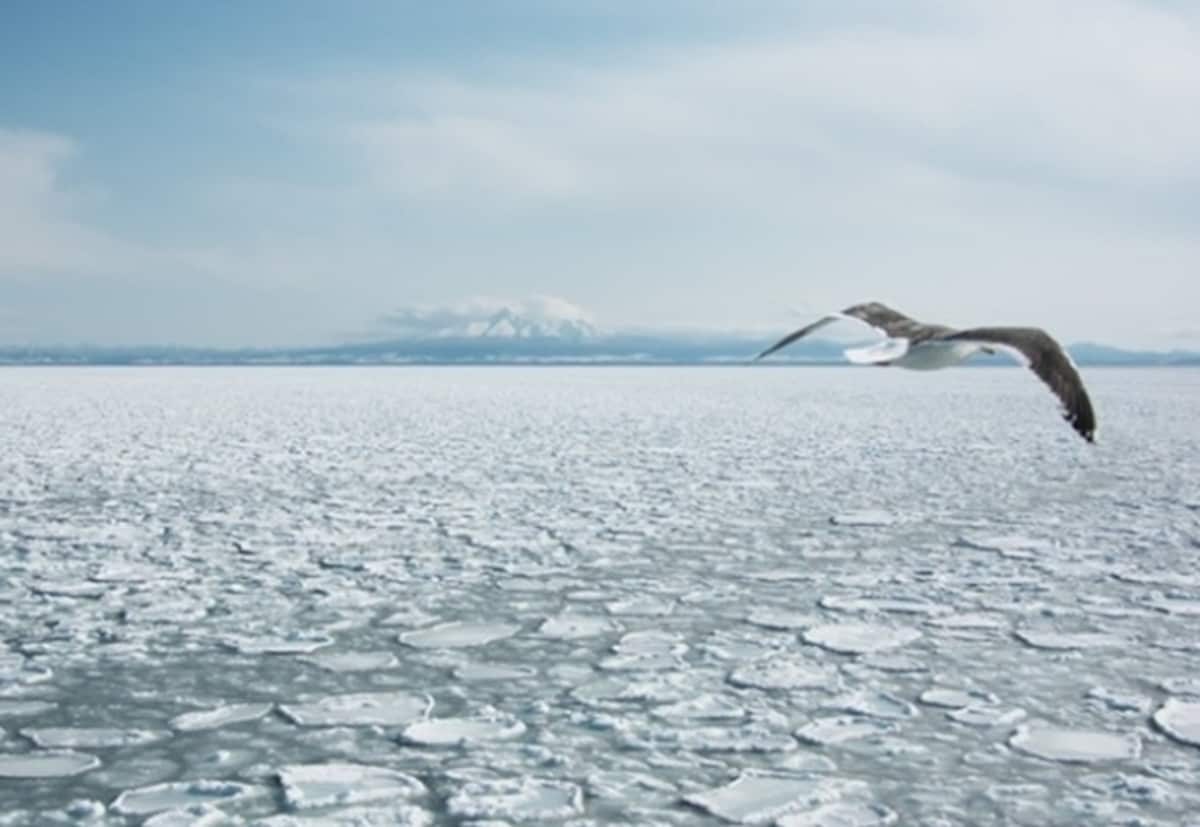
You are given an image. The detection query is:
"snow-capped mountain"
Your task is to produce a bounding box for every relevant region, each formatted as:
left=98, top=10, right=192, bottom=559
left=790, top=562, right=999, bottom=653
left=382, top=296, right=601, bottom=340
left=475, top=307, right=599, bottom=340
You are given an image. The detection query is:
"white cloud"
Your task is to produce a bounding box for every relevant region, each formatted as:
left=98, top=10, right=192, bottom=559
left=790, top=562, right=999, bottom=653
left=4, top=2, right=1199, bottom=347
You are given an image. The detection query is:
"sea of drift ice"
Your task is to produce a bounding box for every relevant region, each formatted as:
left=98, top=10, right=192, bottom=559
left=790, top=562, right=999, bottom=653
left=0, top=365, right=1197, bottom=825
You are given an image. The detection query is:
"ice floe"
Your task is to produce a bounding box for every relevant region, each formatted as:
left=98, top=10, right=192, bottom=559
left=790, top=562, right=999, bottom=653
left=946, top=705, right=1027, bottom=727
left=824, top=689, right=917, bottom=720
left=1153, top=698, right=1200, bottom=748
left=258, top=803, right=432, bottom=826
left=453, top=663, right=536, bottom=681
left=299, top=650, right=398, bottom=672
left=652, top=694, right=746, bottom=721
left=1009, top=724, right=1141, bottom=763
left=111, top=780, right=258, bottom=816
left=401, top=711, right=526, bottom=745
left=727, top=655, right=838, bottom=690
left=21, top=726, right=167, bottom=749
left=795, top=716, right=896, bottom=745
left=0, top=750, right=100, bottom=778
left=744, top=609, right=820, bottom=631
left=803, top=623, right=921, bottom=655
left=169, top=703, right=273, bottom=732
left=142, top=805, right=238, bottom=827
left=278, top=691, right=431, bottom=727
left=277, top=762, right=427, bottom=810
left=926, top=612, right=1008, bottom=630
left=778, top=802, right=898, bottom=826
left=446, top=776, right=584, bottom=820
left=820, top=594, right=945, bottom=615
left=0, top=699, right=55, bottom=717
left=538, top=613, right=622, bottom=639
left=919, top=688, right=991, bottom=710
left=399, top=621, right=519, bottom=648
left=220, top=635, right=333, bottom=655
left=683, top=771, right=866, bottom=822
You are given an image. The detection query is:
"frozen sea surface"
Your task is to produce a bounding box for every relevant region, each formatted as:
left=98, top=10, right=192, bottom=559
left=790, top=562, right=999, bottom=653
left=0, top=365, right=1198, bottom=825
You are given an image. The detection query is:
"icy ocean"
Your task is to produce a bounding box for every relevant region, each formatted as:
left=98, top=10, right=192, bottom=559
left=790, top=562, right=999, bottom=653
left=1, top=365, right=1198, bottom=826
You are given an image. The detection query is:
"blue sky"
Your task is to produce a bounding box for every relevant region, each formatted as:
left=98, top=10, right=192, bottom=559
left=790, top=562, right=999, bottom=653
left=2, top=1, right=1198, bottom=347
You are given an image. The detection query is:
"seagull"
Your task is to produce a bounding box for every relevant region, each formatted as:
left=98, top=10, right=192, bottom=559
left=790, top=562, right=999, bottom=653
left=755, top=301, right=1097, bottom=442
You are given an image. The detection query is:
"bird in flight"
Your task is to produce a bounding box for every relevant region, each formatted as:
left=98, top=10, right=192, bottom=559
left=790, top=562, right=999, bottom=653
left=755, top=302, right=1096, bottom=442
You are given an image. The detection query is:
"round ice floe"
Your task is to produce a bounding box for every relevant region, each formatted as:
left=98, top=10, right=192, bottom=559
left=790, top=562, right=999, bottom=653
left=300, top=650, right=399, bottom=672
left=854, top=654, right=928, bottom=674
left=1153, top=698, right=1200, bottom=747
left=927, top=612, right=1008, bottom=630
left=803, top=623, right=921, bottom=655
left=1085, top=687, right=1151, bottom=714
left=453, top=663, right=535, bottom=681
left=605, top=596, right=675, bottom=616
left=257, top=803, right=432, bottom=826
left=378, top=607, right=439, bottom=627
left=401, top=713, right=526, bottom=745
left=778, top=802, right=898, bottom=826
left=538, top=613, right=621, bottom=640
left=221, top=635, right=333, bottom=655
left=1014, top=630, right=1125, bottom=651
left=745, top=609, right=820, bottom=631
left=21, top=727, right=167, bottom=749
left=278, top=763, right=427, bottom=811
left=1008, top=724, right=1140, bottom=763
left=111, top=780, right=258, bottom=816
left=142, top=804, right=236, bottom=827
left=278, top=692, right=431, bottom=727
left=794, top=716, right=895, bottom=745
left=947, top=705, right=1026, bottom=728
left=652, top=694, right=746, bottom=721
left=169, top=703, right=273, bottom=732
left=919, top=688, right=990, bottom=710
left=824, top=690, right=917, bottom=720
left=572, top=674, right=692, bottom=706
left=446, top=777, right=583, bottom=820
left=683, top=772, right=865, bottom=823
left=676, top=726, right=799, bottom=754
left=728, top=655, right=838, bottom=691
left=399, top=621, right=519, bottom=648
left=613, top=630, right=687, bottom=655
left=820, top=595, right=945, bottom=615
left=0, top=700, right=55, bottom=718
left=0, top=750, right=100, bottom=778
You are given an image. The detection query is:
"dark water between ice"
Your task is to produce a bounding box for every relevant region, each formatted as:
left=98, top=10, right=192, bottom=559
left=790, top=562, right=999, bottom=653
left=1, top=366, right=1198, bottom=825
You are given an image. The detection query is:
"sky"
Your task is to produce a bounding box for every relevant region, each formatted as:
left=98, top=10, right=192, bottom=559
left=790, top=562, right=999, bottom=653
left=1, top=0, right=1198, bottom=349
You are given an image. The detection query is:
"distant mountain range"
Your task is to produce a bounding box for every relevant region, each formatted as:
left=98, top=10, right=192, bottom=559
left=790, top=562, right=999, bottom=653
left=3, top=298, right=1198, bottom=366
left=2, top=332, right=1198, bottom=366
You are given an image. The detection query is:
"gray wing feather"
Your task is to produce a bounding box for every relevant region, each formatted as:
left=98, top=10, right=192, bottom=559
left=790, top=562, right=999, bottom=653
left=755, top=302, right=945, bottom=361
left=943, top=326, right=1097, bottom=443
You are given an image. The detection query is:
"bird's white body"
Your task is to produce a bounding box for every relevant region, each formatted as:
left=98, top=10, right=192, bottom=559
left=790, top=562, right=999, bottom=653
left=891, top=340, right=983, bottom=371
left=844, top=339, right=982, bottom=370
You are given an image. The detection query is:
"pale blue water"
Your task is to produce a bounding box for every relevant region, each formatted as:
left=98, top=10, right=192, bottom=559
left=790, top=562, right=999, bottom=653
left=0, top=367, right=1198, bottom=825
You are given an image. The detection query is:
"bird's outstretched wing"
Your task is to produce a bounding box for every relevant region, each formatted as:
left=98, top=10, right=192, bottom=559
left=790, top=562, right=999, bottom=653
left=755, top=302, right=939, bottom=361
left=942, top=327, right=1096, bottom=443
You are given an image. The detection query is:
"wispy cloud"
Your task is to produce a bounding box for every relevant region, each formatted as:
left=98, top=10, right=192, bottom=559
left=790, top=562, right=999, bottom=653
left=3, top=2, right=1199, bottom=347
